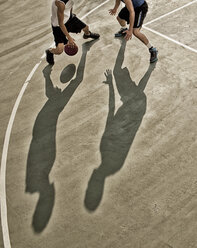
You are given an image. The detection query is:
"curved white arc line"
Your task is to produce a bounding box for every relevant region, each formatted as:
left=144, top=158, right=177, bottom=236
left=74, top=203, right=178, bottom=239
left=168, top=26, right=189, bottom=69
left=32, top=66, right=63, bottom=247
left=143, top=26, right=197, bottom=54
left=0, top=61, right=41, bottom=248
left=0, top=83, right=28, bottom=248
left=0, top=1, right=111, bottom=247
left=144, top=0, right=197, bottom=26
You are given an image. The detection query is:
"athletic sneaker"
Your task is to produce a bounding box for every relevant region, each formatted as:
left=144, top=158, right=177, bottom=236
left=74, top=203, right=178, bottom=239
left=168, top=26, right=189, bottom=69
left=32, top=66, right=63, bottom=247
left=83, top=31, right=100, bottom=39
left=45, top=49, right=54, bottom=65
left=149, top=47, right=158, bottom=63
left=115, top=27, right=128, bottom=37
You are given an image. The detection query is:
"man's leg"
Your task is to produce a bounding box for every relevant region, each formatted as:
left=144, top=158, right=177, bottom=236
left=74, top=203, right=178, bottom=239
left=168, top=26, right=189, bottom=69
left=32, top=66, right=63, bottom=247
left=65, top=15, right=99, bottom=39
left=114, top=7, right=129, bottom=37
left=117, top=16, right=127, bottom=27
left=50, top=43, right=64, bottom=55
left=114, top=16, right=128, bottom=37
left=133, top=28, right=149, bottom=45
left=46, top=43, right=64, bottom=65
left=82, top=25, right=100, bottom=39
left=83, top=25, right=90, bottom=35
left=133, top=28, right=158, bottom=63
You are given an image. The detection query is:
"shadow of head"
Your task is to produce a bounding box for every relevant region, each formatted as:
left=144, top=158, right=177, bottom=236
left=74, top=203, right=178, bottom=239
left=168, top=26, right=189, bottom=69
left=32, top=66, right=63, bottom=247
left=32, top=183, right=55, bottom=233
left=60, top=64, right=76, bottom=83
left=84, top=169, right=105, bottom=212
left=115, top=67, right=137, bottom=102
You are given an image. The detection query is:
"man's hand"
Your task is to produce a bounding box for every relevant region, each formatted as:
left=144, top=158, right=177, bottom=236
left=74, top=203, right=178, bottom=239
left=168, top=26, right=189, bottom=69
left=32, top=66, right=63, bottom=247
left=103, top=69, right=113, bottom=84
left=124, top=30, right=133, bottom=41
left=67, top=36, right=76, bottom=48
left=109, top=8, right=117, bottom=15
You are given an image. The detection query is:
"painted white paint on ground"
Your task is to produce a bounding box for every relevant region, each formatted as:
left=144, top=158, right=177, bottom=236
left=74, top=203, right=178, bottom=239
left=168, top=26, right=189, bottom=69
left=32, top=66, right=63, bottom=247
left=0, top=60, right=42, bottom=248
left=144, top=0, right=197, bottom=26
left=81, top=0, right=111, bottom=20
left=1, top=83, right=29, bottom=248
left=143, top=25, right=197, bottom=54
left=25, top=62, right=42, bottom=83
left=1, top=0, right=197, bottom=247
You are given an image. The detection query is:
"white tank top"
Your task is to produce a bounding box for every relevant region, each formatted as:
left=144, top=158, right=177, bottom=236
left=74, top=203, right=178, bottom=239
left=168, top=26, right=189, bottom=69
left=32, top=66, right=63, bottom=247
left=51, top=0, right=74, bottom=27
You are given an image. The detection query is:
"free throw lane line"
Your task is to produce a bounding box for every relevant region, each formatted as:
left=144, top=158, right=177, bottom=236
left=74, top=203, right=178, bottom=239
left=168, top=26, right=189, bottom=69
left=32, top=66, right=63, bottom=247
left=144, top=0, right=197, bottom=26
left=143, top=26, right=197, bottom=54
left=143, top=0, right=197, bottom=54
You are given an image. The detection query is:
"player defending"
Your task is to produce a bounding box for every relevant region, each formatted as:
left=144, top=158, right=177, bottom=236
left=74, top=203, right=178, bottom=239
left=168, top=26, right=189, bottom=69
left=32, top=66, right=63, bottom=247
left=46, top=0, right=100, bottom=65
left=109, top=0, right=158, bottom=63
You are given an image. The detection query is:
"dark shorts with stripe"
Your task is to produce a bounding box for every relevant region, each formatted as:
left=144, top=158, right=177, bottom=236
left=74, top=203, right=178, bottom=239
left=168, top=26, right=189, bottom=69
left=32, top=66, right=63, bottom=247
left=52, top=14, right=86, bottom=46
left=118, top=1, right=148, bottom=28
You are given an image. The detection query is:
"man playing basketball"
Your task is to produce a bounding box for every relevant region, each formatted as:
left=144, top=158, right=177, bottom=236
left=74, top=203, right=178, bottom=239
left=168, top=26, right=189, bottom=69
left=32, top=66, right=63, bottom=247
left=109, top=0, right=158, bottom=63
left=46, top=0, right=100, bottom=65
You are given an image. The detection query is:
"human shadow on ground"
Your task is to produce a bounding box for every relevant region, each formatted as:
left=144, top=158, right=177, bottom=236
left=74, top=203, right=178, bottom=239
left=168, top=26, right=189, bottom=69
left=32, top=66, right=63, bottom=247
left=84, top=39, right=157, bottom=211
left=25, top=40, right=98, bottom=233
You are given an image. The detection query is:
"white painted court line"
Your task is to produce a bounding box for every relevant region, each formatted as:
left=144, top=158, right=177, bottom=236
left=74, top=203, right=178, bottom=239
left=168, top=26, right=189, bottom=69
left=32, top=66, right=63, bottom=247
left=0, top=1, right=111, bottom=248
left=0, top=61, right=42, bottom=248
left=1, top=0, right=196, bottom=246
left=143, top=25, right=197, bottom=54
left=81, top=0, right=111, bottom=20
left=144, top=0, right=197, bottom=26
left=143, top=0, right=197, bottom=54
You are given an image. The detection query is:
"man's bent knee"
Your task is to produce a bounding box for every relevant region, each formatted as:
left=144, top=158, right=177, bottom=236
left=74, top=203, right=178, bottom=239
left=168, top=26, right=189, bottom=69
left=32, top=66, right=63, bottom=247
left=83, top=25, right=89, bottom=31
left=117, top=16, right=126, bottom=25
left=117, top=16, right=122, bottom=22
left=56, top=44, right=64, bottom=54
left=133, top=28, right=140, bottom=37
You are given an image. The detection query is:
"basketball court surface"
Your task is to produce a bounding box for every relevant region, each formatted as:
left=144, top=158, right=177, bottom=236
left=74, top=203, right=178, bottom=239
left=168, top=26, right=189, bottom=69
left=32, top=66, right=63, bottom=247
left=0, top=0, right=197, bottom=247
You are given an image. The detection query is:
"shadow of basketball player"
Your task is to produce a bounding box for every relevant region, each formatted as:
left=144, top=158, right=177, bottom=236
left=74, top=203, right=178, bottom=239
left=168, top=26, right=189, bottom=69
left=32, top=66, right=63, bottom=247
left=25, top=40, right=98, bottom=233
left=84, top=39, right=157, bottom=211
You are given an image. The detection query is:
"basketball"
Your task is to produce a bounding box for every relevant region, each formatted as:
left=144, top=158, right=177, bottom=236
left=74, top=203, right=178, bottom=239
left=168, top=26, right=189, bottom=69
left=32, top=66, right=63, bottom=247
left=64, top=44, right=78, bottom=56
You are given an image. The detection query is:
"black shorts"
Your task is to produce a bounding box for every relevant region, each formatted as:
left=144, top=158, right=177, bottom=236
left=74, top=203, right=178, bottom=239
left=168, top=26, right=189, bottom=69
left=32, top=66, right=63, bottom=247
left=52, top=14, right=86, bottom=46
left=118, top=1, right=148, bottom=28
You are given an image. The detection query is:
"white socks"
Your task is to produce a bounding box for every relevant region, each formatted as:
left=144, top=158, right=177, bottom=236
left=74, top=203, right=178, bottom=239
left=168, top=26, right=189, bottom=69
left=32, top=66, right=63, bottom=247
left=121, top=25, right=127, bottom=30
left=146, top=43, right=153, bottom=49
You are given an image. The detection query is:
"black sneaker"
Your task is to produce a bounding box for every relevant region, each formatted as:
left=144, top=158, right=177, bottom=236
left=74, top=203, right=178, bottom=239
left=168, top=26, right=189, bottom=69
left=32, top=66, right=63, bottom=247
left=115, top=28, right=128, bottom=37
left=45, top=49, right=54, bottom=65
left=149, top=47, right=158, bottom=63
left=83, top=31, right=100, bottom=39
